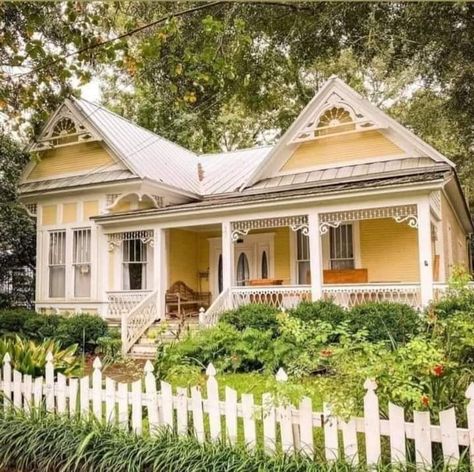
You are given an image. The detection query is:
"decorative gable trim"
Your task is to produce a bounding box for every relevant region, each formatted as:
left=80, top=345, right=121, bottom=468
left=30, top=100, right=101, bottom=152
left=242, top=76, right=455, bottom=189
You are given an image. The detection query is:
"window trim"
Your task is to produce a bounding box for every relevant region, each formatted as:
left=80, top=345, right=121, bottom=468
left=72, top=227, right=92, bottom=298
left=48, top=230, right=66, bottom=299
left=122, top=238, right=149, bottom=291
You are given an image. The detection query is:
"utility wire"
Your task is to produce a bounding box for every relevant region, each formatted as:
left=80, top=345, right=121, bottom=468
left=11, top=1, right=224, bottom=79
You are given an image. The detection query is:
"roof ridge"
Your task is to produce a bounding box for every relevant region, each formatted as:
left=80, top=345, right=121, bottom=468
left=199, top=144, right=273, bottom=158
left=74, top=97, right=198, bottom=158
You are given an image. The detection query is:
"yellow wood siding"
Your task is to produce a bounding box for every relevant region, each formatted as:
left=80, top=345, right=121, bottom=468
left=441, top=194, right=468, bottom=276
left=111, top=201, right=131, bottom=213
left=168, top=229, right=199, bottom=290
left=62, top=202, right=77, bottom=224
left=281, top=131, right=404, bottom=172
left=41, top=205, right=57, bottom=225
left=83, top=200, right=99, bottom=220
left=27, top=142, right=115, bottom=180
left=359, top=218, right=419, bottom=282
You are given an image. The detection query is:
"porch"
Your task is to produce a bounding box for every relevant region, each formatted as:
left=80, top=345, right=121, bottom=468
left=102, top=196, right=446, bottom=353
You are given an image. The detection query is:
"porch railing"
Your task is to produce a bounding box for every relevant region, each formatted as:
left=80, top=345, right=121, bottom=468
left=199, top=288, right=230, bottom=327
left=106, top=290, right=152, bottom=318
left=121, top=290, right=158, bottom=354
left=231, top=285, right=312, bottom=311
left=322, top=283, right=422, bottom=309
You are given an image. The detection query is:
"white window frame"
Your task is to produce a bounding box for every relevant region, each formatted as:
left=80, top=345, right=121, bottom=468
left=296, top=228, right=311, bottom=285
left=122, top=238, right=149, bottom=290
left=322, top=221, right=361, bottom=270
left=73, top=228, right=92, bottom=298
left=48, top=230, right=66, bottom=298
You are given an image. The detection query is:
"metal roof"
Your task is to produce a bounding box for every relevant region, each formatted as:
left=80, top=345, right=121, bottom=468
left=74, top=98, right=201, bottom=194
left=19, top=169, right=136, bottom=194
left=199, top=146, right=272, bottom=194
left=250, top=157, right=447, bottom=192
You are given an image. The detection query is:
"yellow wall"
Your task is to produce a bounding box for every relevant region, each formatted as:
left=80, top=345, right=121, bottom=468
left=359, top=218, right=420, bottom=282
left=41, top=205, right=57, bottom=225
left=281, top=130, right=404, bottom=172
left=254, top=228, right=291, bottom=283
left=27, top=142, right=115, bottom=180
left=168, top=229, right=199, bottom=290
left=441, top=194, right=468, bottom=276
left=62, top=202, right=77, bottom=224
left=83, top=200, right=99, bottom=220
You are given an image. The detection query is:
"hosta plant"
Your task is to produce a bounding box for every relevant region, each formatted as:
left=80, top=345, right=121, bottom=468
left=0, top=336, right=81, bottom=377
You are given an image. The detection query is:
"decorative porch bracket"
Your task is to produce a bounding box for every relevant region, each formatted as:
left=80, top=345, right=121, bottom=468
left=107, top=230, right=154, bottom=251
left=319, top=204, right=418, bottom=235
left=230, top=215, right=308, bottom=242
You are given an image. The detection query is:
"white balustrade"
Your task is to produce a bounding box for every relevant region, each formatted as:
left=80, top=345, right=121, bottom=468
left=231, top=285, right=312, bottom=311
left=322, top=283, right=422, bottom=309
left=106, top=290, right=152, bottom=318
left=121, top=290, right=158, bottom=354
left=200, top=288, right=230, bottom=327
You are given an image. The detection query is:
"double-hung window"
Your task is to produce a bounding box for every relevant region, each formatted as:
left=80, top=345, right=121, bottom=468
left=329, top=223, right=355, bottom=270
left=48, top=230, right=66, bottom=298
left=122, top=239, right=147, bottom=290
left=296, top=229, right=311, bottom=284
left=73, top=229, right=91, bottom=297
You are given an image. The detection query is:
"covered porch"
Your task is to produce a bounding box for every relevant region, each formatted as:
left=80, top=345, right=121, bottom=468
left=102, top=195, right=442, bottom=351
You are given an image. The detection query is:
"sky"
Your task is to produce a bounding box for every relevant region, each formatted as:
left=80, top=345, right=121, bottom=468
left=80, top=78, right=102, bottom=103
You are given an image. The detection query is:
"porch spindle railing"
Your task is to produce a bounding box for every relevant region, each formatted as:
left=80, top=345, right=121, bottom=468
left=121, top=290, right=158, bottom=354
left=231, top=285, right=312, bottom=311
left=322, top=283, right=422, bottom=309
left=106, top=290, right=152, bottom=318
left=199, top=288, right=230, bottom=327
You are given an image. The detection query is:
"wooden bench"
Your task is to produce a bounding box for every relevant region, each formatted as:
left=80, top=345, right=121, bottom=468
left=165, top=281, right=211, bottom=319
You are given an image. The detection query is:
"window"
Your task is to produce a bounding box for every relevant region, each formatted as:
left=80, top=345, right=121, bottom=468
left=296, top=229, right=311, bottom=284
left=73, top=229, right=91, bottom=297
left=236, top=252, right=250, bottom=286
left=329, top=224, right=354, bottom=270
left=261, top=251, right=268, bottom=279
left=49, top=231, right=66, bottom=298
left=122, top=239, right=147, bottom=290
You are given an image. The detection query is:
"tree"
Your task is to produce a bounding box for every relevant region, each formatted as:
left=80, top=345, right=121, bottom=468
left=0, top=134, right=36, bottom=307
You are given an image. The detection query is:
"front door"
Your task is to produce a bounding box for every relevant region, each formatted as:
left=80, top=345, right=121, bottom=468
left=234, top=247, right=254, bottom=286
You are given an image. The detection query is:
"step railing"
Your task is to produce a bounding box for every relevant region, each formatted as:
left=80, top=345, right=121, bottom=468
left=199, top=288, right=230, bottom=327
left=107, top=290, right=152, bottom=318
left=121, top=290, right=158, bottom=354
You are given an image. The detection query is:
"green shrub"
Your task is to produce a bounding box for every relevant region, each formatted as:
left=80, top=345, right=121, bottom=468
left=55, top=314, right=108, bottom=353
left=347, top=302, right=420, bottom=344
left=220, top=303, right=279, bottom=335
left=0, top=309, right=36, bottom=336
left=0, top=336, right=81, bottom=377
left=96, top=329, right=122, bottom=363
left=289, top=300, right=347, bottom=326
left=23, top=314, right=65, bottom=340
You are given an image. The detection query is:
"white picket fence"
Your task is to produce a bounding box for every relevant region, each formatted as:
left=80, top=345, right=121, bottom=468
left=1, top=353, right=474, bottom=469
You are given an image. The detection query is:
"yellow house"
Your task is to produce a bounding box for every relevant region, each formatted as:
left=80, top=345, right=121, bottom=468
left=19, top=77, right=473, bottom=355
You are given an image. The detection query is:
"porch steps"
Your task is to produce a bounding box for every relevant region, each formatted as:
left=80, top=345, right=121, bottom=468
left=129, top=318, right=200, bottom=359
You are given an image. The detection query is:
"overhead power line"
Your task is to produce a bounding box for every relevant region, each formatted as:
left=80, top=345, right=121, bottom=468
left=13, top=1, right=224, bottom=78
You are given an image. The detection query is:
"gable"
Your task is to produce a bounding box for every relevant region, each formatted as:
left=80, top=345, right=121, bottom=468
left=281, top=130, right=405, bottom=173
left=26, top=141, right=120, bottom=181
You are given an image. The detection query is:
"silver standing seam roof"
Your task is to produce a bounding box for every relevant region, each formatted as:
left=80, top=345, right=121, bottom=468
left=20, top=98, right=452, bottom=200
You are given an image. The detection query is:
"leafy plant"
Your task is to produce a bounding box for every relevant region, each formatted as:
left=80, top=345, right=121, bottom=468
left=0, top=336, right=81, bottom=377
left=95, top=329, right=122, bottom=364
left=55, top=314, right=109, bottom=353
left=220, top=304, right=280, bottom=336
left=289, top=300, right=347, bottom=326
left=347, top=302, right=420, bottom=344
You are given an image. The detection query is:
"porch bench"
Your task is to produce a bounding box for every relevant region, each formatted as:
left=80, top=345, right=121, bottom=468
left=165, top=281, right=211, bottom=319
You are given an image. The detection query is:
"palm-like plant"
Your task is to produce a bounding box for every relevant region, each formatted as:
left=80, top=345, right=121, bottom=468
left=0, top=336, right=81, bottom=377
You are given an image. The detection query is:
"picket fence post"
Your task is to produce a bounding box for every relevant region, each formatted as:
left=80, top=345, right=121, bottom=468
left=45, top=352, right=55, bottom=412
left=2, top=353, right=12, bottom=411
left=465, top=383, right=474, bottom=468
left=144, top=361, right=159, bottom=433
left=206, top=363, right=221, bottom=442
left=363, top=378, right=381, bottom=466
left=92, top=357, right=103, bottom=421
left=275, top=368, right=293, bottom=453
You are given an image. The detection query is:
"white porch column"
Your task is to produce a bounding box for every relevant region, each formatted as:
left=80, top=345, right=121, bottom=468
left=154, top=228, right=168, bottom=320
left=221, top=221, right=234, bottom=291
left=417, top=198, right=433, bottom=306
left=308, top=211, right=323, bottom=301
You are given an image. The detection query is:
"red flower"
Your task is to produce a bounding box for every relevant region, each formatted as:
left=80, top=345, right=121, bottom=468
left=421, top=395, right=430, bottom=407
left=320, top=349, right=333, bottom=358
left=432, top=364, right=444, bottom=377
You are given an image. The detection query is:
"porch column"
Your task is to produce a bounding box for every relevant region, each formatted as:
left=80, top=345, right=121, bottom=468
left=221, top=221, right=234, bottom=291
left=153, top=228, right=168, bottom=320
left=417, top=198, right=433, bottom=306
left=308, top=211, right=323, bottom=301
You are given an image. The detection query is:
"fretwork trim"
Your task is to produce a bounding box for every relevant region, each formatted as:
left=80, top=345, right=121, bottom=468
left=108, top=230, right=154, bottom=251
